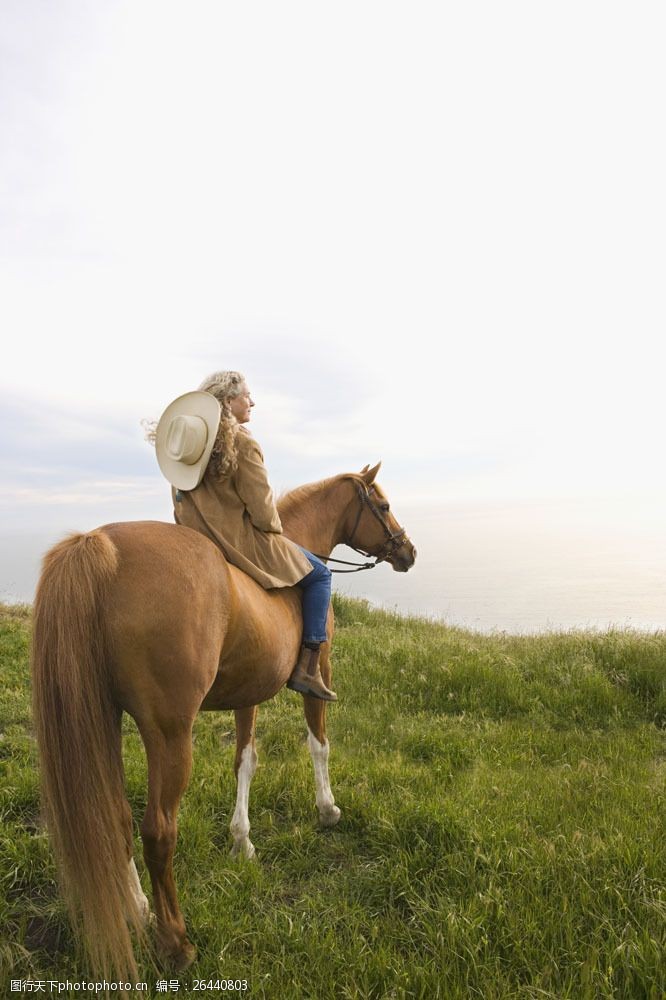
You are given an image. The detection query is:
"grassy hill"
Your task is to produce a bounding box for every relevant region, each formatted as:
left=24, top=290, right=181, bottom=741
left=1, top=597, right=665, bottom=999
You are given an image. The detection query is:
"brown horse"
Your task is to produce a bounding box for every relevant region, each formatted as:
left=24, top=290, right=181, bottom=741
left=31, top=462, right=416, bottom=980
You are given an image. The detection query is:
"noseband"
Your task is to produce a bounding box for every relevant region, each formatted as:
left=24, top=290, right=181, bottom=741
left=313, top=480, right=410, bottom=574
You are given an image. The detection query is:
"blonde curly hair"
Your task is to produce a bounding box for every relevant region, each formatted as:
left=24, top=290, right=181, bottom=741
left=198, top=370, right=247, bottom=477
left=142, top=370, right=248, bottom=479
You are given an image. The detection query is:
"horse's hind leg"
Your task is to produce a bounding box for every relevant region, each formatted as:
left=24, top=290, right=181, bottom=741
left=139, top=719, right=196, bottom=970
left=303, top=644, right=341, bottom=827
left=230, top=705, right=258, bottom=860
left=121, top=797, right=150, bottom=927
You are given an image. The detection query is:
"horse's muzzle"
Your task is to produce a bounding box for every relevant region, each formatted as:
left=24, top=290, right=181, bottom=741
left=390, top=542, right=417, bottom=572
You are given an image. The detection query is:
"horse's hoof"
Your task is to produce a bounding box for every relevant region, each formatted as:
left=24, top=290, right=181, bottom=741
left=319, top=804, right=341, bottom=827
left=172, top=939, right=197, bottom=972
left=230, top=838, right=256, bottom=861
left=156, top=932, right=197, bottom=972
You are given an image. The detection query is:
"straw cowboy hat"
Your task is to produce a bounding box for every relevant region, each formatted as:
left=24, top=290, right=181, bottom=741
left=155, top=391, right=221, bottom=490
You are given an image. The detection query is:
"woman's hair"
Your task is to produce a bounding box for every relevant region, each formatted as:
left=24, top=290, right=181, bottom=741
left=198, top=370, right=247, bottom=477
left=142, top=369, right=248, bottom=479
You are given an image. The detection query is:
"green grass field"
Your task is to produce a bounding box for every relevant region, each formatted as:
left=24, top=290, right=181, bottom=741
left=1, top=597, right=665, bottom=999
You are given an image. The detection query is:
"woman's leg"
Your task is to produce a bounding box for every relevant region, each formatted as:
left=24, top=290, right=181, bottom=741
left=287, top=547, right=337, bottom=701
left=296, top=547, right=332, bottom=644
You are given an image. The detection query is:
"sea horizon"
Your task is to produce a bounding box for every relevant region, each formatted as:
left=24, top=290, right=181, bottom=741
left=2, top=496, right=665, bottom=635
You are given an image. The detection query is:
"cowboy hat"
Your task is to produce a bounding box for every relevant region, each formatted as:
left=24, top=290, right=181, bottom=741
left=155, top=391, right=221, bottom=490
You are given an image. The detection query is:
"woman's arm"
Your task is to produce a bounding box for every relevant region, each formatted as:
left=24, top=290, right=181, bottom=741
left=234, top=434, right=283, bottom=533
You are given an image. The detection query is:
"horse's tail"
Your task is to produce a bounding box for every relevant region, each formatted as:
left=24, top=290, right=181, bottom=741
left=31, top=529, right=142, bottom=981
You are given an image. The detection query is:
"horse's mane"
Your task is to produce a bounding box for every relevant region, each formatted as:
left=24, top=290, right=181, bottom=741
left=277, top=473, right=372, bottom=517
left=277, top=476, right=337, bottom=516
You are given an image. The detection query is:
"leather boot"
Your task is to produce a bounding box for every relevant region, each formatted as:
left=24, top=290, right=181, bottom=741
left=286, top=644, right=338, bottom=701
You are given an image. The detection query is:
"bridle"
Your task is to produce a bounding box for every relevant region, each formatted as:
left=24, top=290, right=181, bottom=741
left=313, top=479, right=410, bottom=574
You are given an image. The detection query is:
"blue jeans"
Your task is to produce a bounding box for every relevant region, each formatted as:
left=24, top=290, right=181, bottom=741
left=295, top=545, right=332, bottom=644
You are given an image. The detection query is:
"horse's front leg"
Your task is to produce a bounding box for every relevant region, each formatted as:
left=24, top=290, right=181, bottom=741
left=303, top=645, right=341, bottom=827
left=230, top=705, right=258, bottom=859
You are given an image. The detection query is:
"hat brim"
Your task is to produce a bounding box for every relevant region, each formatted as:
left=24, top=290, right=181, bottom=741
left=155, top=391, right=221, bottom=490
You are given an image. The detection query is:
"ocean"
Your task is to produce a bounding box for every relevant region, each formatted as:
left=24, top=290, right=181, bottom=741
left=3, top=498, right=665, bottom=634
left=331, top=497, right=666, bottom=634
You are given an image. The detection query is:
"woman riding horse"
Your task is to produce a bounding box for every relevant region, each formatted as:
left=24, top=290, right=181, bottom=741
left=32, top=384, right=416, bottom=979
left=155, top=370, right=336, bottom=701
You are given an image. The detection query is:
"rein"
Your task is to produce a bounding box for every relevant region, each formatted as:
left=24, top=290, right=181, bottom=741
left=313, top=480, right=409, bottom=573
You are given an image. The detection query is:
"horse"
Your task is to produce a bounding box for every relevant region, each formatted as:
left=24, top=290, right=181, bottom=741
left=30, top=461, right=416, bottom=980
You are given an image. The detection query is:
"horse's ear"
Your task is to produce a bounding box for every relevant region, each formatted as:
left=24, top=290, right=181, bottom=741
left=362, top=461, right=381, bottom=485
left=360, top=464, right=369, bottom=474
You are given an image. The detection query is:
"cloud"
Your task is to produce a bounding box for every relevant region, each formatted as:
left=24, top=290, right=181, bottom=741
left=0, top=479, right=162, bottom=509
left=0, top=392, right=154, bottom=480
left=2, top=0, right=666, bottom=523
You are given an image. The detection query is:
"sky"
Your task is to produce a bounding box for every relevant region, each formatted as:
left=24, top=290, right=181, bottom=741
left=1, top=1, right=665, bottom=605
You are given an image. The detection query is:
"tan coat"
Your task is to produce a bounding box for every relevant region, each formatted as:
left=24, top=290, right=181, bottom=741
left=172, top=426, right=313, bottom=589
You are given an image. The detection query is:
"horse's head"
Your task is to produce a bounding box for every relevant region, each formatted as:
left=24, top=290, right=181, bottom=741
left=342, top=462, right=416, bottom=573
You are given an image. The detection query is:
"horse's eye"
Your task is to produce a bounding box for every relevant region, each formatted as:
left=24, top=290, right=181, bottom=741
left=381, top=504, right=390, bottom=513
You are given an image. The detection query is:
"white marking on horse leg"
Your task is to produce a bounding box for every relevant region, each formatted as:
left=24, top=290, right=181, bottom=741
left=307, top=729, right=341, bottom=827
left=127, top=857, right=151, bottom=927
left=230, top=744, right=258, bottom=860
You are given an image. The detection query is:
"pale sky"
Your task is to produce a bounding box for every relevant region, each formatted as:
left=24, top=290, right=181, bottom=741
left=2, top=1, right=666, bottom=603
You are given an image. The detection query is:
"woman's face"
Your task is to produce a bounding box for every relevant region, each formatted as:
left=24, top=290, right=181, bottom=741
left=229, top=384, right=254, bottom=424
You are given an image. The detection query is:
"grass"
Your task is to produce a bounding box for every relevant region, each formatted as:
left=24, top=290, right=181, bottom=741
left=1, top=596, right=665, bottom=998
